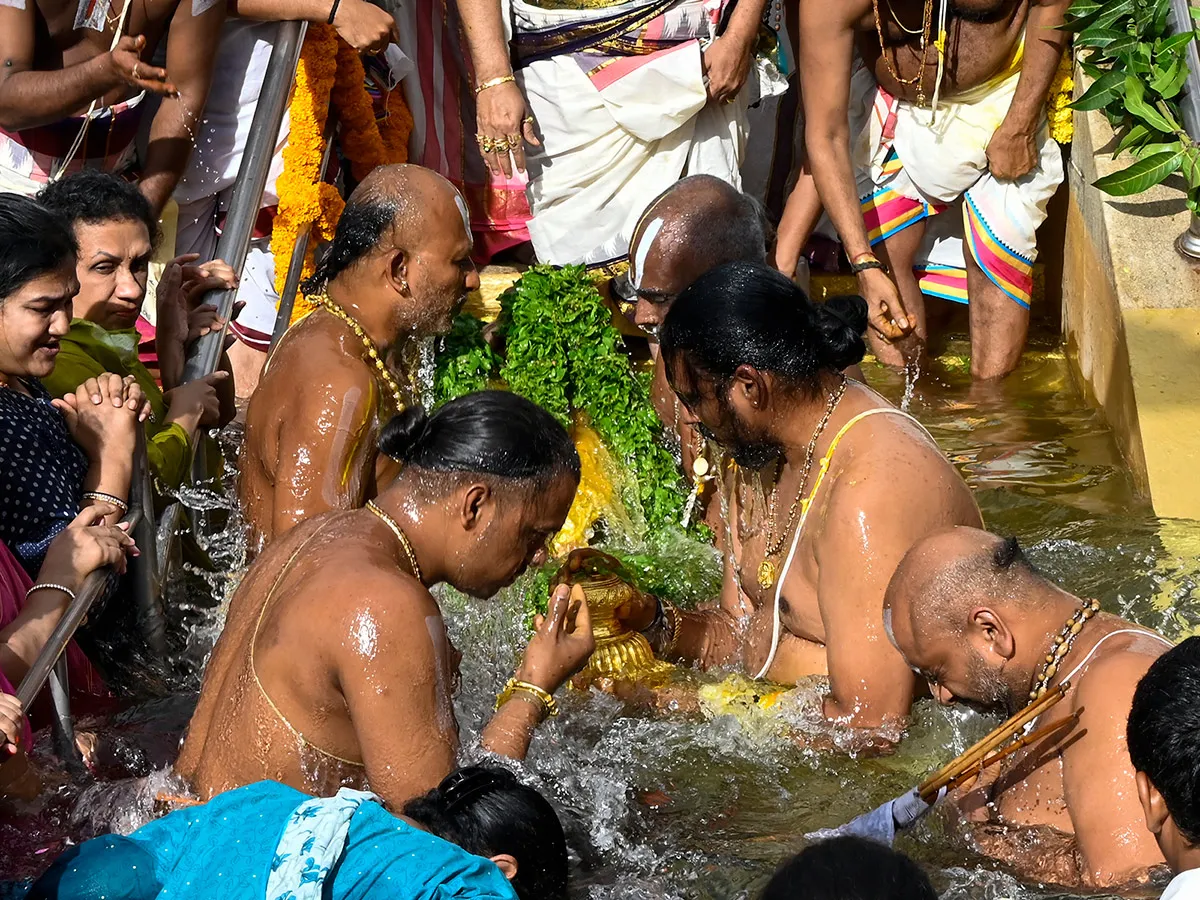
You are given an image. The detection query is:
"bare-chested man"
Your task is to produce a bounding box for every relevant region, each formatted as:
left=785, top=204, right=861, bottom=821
left=617, top=262, right=981, bottom=735
left=628, top=175, right=769, bottom=525
left=240, top=165, right=480, bottom=552
left=179, top=391, right=594, bottom=806
left=800, top=0, right=1068, bottom=379
left=0, top=0, right=224, bottom=212
left=885, top=526, right=1170, bottom=887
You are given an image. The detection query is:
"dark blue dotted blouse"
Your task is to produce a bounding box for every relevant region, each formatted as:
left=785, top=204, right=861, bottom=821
left=0, top=379, right=87, bottom=576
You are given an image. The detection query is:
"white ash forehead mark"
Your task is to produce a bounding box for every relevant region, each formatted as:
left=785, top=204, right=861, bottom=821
left=630, top=218, right=665, bottom=291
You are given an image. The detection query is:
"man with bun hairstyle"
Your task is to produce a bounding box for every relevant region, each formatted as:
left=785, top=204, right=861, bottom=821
left=180, top=392, right=594, bottom=808
left=239, top=165, right=480, bottom=553
left=616, top=262, right=981, bottom=739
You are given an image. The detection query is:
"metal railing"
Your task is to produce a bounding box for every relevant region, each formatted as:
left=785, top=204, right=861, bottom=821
left=15, top=507, right=144, bottom=768
left=270, top=113, right=336, bottom=352
left=158, top=19, right=308, bottom=578
left=8, top=21, right=309, bottom=766
left=1167, top=0, right=1200, bottom=258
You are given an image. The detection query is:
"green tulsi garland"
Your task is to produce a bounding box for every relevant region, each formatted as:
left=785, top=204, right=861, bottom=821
left=433, top=313, right=500, bottom=406
left=498, top=265, right=690, bottom=536
left=432, top=264, right=695, bottom=538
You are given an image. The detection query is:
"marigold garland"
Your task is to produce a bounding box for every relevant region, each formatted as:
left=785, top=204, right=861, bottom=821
left=1048, top=51, right=1074, bottom=145
left=271, top=23, right=413, bottom=321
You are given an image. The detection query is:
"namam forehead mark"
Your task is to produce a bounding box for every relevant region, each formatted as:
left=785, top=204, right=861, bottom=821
left=883, top=598, right=937, bottom=682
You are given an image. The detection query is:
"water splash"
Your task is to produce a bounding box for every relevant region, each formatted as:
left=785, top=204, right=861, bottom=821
left=900, top=358, right=921, bottom=412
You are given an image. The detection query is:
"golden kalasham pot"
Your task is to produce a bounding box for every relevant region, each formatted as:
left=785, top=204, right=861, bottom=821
left=552, top=548, right=674, bottom=688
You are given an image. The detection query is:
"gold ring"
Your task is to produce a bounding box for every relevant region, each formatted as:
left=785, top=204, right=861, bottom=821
left=506, top=133, right=521, bottom=146
left=132, top=63, right=140, bottom=79
left=523, top=115, right=535, bottom=125
left=493, top=137, right=511, bottom=152
left=478, top=136, right=494, bottom=153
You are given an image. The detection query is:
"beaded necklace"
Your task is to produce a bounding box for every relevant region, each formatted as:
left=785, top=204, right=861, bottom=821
left=757, top=377, right=848, bottom=589
left=310, top=292, right=406, bottom=413
left=1029, top=599, right=1101, bottom=700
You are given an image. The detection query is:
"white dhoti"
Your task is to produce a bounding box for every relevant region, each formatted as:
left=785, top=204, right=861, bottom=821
left=850, top=46, right=1064, bottom=309
left=512, top=0, right=786, bottom=269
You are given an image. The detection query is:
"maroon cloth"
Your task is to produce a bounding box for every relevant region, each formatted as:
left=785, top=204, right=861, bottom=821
left=0, top=540, right=109, bottom=744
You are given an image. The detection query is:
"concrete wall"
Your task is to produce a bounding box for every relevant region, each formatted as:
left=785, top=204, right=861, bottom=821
left=1063, top=103, right=1200, bottom=517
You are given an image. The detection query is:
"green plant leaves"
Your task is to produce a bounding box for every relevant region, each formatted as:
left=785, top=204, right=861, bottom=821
left=1114, top=122, right=1153, bottom=155
left=438, top=264, right=697, bottom=539
left=1072, top=70, right=1126, bottom=109
left=1123, top=74, right=1180, bottom=132
left=1094, top=148, right=1184, bottom=194
left=433, top=314, right=501, bottom=406
left=1181, top=146, right=1200, bottom=191
left=1157, top=30, right=1196, bottom=53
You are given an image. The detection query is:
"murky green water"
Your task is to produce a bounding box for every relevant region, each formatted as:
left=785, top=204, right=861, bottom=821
left=440, top=333, right=1200, bottom=900
left=7, top=332, right=1199, bottom=899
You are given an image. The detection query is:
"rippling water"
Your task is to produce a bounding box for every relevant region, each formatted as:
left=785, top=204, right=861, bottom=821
left=3, top=333, right=1198, bottom=899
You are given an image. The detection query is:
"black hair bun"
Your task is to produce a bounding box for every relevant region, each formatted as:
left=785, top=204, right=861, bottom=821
left=815, top=295, right=868, bottom=371
left=378, top=405, right=430, bottom=463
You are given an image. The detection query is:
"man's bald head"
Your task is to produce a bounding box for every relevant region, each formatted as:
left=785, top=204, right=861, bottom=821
left=886, top=527, right=1047, bottom=641
left=630, top=175, right=769, bottom=329
left=303, top=164, right=478, bottom=336
left=304, top=164, right=472, bottom=293
left=885, top=527, right=1057, bottom=713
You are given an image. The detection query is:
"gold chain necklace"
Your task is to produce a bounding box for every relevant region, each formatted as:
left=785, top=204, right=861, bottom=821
left=366, top=500, right=423, bottom=582
left=1029, top=599, right=1101, bottom=700
left=762, top=377, right=848, bottom=556
left=872, top=0, right=935, bottom=105
left=310, top=292, right=406, bottom=413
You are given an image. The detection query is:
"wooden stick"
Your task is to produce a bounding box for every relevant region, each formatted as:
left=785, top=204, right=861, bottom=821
left=155, top=792, right=203, bottom=808
left=934, top=711, right=1082, bottom=799
left=918, top=684, right=1068, bottom=800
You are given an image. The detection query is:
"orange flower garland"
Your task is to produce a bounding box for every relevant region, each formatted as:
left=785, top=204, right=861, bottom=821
left=271, top=24, right=339, bottom=306
left=272, top=23, right=413, bottom=321
left=333, top=39, right=386, bottom=181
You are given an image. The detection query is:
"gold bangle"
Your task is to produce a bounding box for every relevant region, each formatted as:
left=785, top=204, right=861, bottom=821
left=495, top=677, right=559, bottom=717
left=83, top=491, right=129, bottom=514
left=475, top=74, right=516, bottom=95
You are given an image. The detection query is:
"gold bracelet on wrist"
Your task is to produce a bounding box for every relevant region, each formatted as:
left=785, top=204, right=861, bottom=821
left=495, top=677, right=559, bottom=718
left=83, top=491, right=129, bottom=515
left=475, top=74, right=516, bottom=95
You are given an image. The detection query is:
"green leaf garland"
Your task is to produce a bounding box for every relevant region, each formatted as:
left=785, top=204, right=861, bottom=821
left=433, top=264, right=699, bottom=540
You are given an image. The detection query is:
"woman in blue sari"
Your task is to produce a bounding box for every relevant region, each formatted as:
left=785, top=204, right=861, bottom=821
left=30, top=766, right=568, bottom=900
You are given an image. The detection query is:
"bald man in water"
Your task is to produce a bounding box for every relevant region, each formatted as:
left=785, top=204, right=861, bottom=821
left=626, top=176, right=769, bottom=502
left=239, top=165, right=480, bottom=552
left=885, top=526, right=1169, bottom=888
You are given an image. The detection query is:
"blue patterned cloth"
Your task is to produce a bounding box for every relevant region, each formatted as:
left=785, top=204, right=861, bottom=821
left=29, top=781, right=519, bottom=900
left=0, top=379, right=87, bottom=575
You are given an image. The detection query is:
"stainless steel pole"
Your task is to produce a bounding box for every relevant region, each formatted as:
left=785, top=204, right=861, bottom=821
left=15, top=511, right=142, bottom=710
left=1166, top=0, right=1200, bottom=259
left=48, top=657, right=84, bottom=771
left=182, top=19, right=308, bottom=383
left=158, top=20, right=307, bottom=585
left=130, top=431, right=166, bottom=659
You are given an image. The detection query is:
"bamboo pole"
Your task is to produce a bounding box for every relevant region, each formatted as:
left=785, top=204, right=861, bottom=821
left=936, top=711, right=1082, bottom=798
left=918, top=683, right=1069, bottom=802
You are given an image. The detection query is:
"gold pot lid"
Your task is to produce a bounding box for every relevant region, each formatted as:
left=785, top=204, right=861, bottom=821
left=550, top=548, right=636, bottom=589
